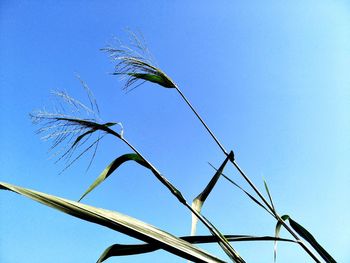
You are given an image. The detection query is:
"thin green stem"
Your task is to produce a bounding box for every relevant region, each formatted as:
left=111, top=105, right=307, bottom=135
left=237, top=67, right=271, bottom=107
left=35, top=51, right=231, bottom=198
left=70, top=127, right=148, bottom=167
left=174, top=86, right=322, bottom=263
left=175, top=86, right=228, bottom=154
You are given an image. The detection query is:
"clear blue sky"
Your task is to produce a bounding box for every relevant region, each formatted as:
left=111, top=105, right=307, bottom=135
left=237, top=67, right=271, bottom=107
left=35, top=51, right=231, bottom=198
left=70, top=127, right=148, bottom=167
left=1, top=1, right=349, bottom=262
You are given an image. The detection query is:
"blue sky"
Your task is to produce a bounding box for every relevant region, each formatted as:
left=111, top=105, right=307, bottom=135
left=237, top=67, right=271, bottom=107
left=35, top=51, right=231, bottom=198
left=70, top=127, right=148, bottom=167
left=1, top=1, right=349, bottom=262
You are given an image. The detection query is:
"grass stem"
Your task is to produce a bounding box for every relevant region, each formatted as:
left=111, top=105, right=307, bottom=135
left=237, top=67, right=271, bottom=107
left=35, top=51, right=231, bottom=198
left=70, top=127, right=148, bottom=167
left=174, top=86, right=322, bottom=263
left=175, top=86, right=228, bottom=155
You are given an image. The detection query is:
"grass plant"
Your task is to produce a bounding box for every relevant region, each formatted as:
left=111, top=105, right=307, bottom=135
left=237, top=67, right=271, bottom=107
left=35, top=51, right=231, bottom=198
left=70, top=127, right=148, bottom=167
left=0, top=31, right=336, bottom=263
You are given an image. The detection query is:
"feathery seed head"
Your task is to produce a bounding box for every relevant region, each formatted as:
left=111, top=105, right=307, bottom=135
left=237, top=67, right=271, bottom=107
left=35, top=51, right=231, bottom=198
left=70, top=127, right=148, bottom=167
left=30, top=80, right=122, bottom=173
left=102, top=31, right=176, bottom=91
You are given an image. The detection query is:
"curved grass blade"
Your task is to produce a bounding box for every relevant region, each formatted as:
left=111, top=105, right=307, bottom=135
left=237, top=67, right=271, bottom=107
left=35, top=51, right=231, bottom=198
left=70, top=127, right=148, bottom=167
left=182, top=235, right=296, bottom=244
left=97, top=235, right=297, bottom=263
left=0, top=182, right=225, bottom=263
left=72, top=129, right=99, bottom=148
left=97, top=235, right=297, bottom=262
left=191, top=152, right=233, bottom=236
left=97, top=243, right=156, bottom=262
left=288, top=217, right=336, bottom=263
left=274, top=215, right=290, bottom=262
left=79, top=153, right=151, bottom=201
left=56, top=118, right=119, bottom=137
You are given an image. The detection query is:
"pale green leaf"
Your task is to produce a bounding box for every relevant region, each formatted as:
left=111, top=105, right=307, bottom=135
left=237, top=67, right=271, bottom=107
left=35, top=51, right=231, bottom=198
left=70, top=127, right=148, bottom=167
left=0, top=181, right=225, bottom=263
left=191, top=152, right=233, bottom=236
left=274, top=215, right=290, bottom=262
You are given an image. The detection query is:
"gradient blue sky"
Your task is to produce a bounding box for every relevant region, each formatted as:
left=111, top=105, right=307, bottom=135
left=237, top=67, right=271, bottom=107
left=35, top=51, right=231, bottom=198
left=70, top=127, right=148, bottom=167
left=1, top=1, right=349, bottom=262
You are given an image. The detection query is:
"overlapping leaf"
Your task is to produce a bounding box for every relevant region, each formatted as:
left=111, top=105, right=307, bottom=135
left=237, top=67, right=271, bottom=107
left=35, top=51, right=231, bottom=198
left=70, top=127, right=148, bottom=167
left=274, top=215, right=336, bottom=263
left=288, top=217, right=336, bottom=263
left=0, top=182, right=225, bottom=263
left=97, top=235, right=296, bottom=262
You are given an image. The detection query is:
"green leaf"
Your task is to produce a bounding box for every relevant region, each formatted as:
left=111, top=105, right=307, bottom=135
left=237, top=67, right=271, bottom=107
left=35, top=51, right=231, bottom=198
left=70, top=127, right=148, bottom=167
left=0, top=181, right=225, bottom=263
left=97, top=235, right=297, bottom=262
left=288, top=217, right=336, bottom=263
left=72, top=128, right=97, bottom=148
left=191, top=152, right=233, bottom=236
left=97, top=244, right=156, bottom=262
left=263, top=179, right=276, bottom=213
left=274, top=215, right=336, bottom=263
left=274, top=215, right=290, bottom=262
left=72, top=122, right=117, bottom=148
left=79, top=153, right=151, bottom=201
left=79, top=152, right=186, bottom=206
left=127, top=73, right=175, bottom=88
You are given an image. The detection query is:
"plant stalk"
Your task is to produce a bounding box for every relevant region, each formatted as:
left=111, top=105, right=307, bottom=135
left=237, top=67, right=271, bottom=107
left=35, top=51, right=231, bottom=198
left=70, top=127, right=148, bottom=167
left=175, top=86, right=228, bottom=154
left=174, top=86, right=322, bottom=263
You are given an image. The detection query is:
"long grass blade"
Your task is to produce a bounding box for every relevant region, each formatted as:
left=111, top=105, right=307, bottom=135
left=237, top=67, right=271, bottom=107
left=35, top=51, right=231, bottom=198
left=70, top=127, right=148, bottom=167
left=288, top=217, right=336, bottom=263
left=97, top=235, right=296, bottom=262
left=0, top=182, right=226, bottom=263
left=191, top=152, right=233, bottom=236
left=79, top=153, right=151, bottom=201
